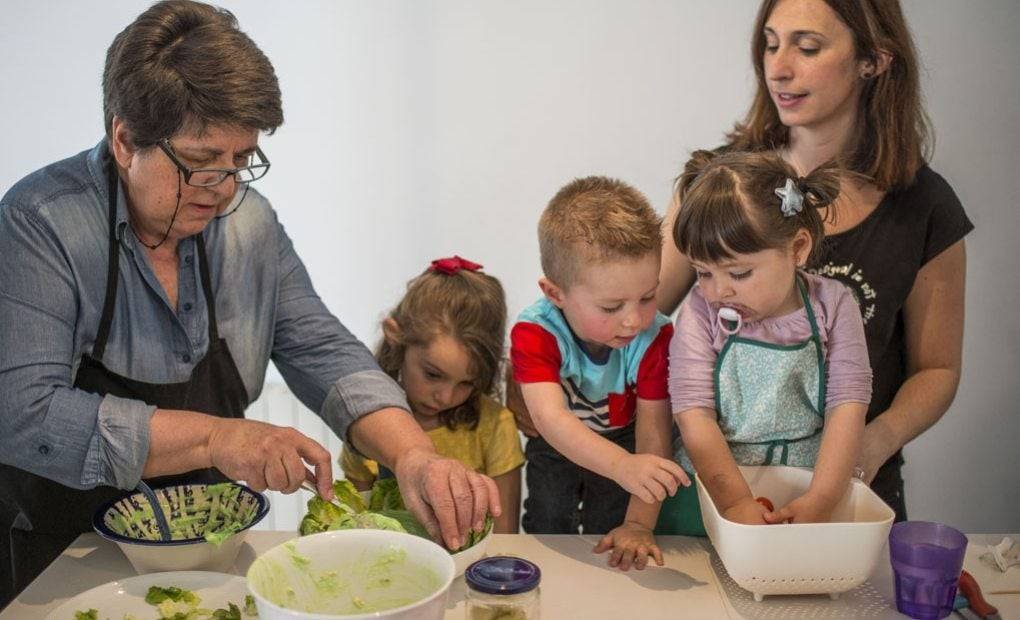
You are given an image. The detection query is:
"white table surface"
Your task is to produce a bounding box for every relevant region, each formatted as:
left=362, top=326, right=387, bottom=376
left=4, top=532, right=1017, bottom=619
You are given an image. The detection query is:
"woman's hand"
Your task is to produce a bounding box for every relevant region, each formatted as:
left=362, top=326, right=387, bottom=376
left=394, top=447, right=502, bottom=550
left=206, top=418, right=334, bottom=497
left=593, top=521, right=663, bottom=571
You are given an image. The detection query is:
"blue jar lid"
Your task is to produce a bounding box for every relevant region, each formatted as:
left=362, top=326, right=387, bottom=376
left=465, top=556, right=541, bottom=595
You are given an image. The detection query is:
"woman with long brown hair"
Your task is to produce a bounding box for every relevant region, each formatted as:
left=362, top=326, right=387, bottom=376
left=657, top=0, right=972, bottom=521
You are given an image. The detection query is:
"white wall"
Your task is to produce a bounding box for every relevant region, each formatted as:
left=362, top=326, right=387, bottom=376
left=1, top=1, right=1016, bottom=533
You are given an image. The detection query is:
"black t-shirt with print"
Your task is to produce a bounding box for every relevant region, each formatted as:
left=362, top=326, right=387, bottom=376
left=809, top=165, right=973, bottom=476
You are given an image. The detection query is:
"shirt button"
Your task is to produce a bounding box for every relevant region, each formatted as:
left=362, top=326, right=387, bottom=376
left=182, top=354, right=192, bottom=363
left=184, top=255, right=193, bottom=265
left=182, top=302, right=193, bottom=312
left=38, top=445, right=50, bottom=455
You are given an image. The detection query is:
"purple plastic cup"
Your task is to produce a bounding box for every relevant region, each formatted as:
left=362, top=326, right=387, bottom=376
left=889, top=521, right=968, bottom=620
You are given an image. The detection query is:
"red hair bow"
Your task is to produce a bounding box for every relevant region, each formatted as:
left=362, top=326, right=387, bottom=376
left=429, top=255, right=483, bottom=275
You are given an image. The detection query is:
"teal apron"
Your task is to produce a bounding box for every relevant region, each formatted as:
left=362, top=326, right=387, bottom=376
left=656, top=277, right=825, bottom=535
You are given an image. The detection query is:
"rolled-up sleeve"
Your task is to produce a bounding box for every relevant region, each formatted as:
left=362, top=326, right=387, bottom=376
left=0, top=203, right=154, bottom=490
left=269, top=219, right=409, bottom=442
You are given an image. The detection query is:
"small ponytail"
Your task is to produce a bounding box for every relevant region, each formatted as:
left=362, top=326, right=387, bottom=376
left=677, top=149, right=722, bottom=201
left=798, top=161, right=841, bottom=212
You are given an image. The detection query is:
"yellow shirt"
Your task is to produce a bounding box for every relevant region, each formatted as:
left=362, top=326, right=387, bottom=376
left=340, top=395, right=525, bottom=482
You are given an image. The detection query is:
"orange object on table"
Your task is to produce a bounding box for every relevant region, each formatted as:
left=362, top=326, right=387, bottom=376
left=958, top=569, right=1001, bottom=619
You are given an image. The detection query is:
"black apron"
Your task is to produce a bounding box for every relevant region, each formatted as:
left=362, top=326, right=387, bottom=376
left=0, top=161, right=250, bottom=604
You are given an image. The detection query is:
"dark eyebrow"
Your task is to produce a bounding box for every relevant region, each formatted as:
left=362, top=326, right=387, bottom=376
left=763, top=26, right=827, bottom=40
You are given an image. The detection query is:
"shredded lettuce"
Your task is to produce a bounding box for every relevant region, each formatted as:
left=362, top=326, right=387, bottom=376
left=107, top=482, right=256, bottom=547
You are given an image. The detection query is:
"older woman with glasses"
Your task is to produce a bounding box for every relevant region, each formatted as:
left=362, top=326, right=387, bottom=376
left=0, top=0, right=500, bottom=604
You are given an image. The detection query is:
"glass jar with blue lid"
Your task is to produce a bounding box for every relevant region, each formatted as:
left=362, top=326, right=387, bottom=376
left=465, top=556, right=541, bottom=619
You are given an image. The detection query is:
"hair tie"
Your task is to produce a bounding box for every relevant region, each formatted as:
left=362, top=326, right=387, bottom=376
left=429, top=255, right=483, bottom=275
left=775, top=178, right=805, bottom=217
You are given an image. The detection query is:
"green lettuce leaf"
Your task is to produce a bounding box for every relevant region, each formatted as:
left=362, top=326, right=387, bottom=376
left=332, top=479, right=366, bottom=513
left=298, top=479, right=491, bottom=554
left=368, top=479, right=405, bottom=511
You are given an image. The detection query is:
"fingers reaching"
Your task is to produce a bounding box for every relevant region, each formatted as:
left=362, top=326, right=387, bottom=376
left=447, top=466, right=475, bottom=545
left=423, top=469, right=462, bottom=549
left=295, top=437, right=333, bottom=500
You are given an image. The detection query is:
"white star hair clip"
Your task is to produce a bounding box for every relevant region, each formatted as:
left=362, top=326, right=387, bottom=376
left=775, top=178, right=805, bottom=217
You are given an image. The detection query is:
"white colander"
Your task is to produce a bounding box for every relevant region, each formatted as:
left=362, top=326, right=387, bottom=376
left=698, top=465, right=895, bottom=601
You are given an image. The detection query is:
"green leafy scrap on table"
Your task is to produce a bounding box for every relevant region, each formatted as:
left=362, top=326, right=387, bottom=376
left=243, top=594, right=257, bottom=617
left=76, top=586, right=256, bottom=620
left=299, top=479, right=493, bottom=553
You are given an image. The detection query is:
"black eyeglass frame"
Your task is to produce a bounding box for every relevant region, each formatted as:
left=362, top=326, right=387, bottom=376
left=157, top=139, right=271, bottom=187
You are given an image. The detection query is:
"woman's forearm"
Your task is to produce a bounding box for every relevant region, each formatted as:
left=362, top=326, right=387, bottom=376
left=348, top=407, right=436, bottom=469
left=865, top=367, right=961, bottom=467
left=143, top=409, right=217, bottom=477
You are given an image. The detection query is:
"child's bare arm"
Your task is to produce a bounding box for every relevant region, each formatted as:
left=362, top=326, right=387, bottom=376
left=678, top=407, right=767, bottom=524
left=521, top=383, right=686, bottom=503
left=491, top=467, right=521, bottom=533
left=767, top=402, right=866, bottom=524
left=593, top=398, right=690, bottom=571
left=635, top=397, right=675, bottom=464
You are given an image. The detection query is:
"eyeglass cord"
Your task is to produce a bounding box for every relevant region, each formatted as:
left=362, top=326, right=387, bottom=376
left=129, top=171, right=249, bottom=250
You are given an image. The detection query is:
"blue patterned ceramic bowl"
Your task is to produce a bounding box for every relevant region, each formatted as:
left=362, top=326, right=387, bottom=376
left=93, top=481, right=269, bottom=574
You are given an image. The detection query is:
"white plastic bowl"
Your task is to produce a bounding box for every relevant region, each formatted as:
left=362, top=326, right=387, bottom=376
left=247, top=529, right=456, bottom=619
left=698, top=465, right=894, bottom=601
left=354, top=489, right=491, bottom=576
left=451, top=528, right=492, bottom=576
left=93, top=482, right=268, bottom=574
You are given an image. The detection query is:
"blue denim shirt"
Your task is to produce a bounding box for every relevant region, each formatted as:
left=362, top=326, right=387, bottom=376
left=0, top=141, right=408, bottom=491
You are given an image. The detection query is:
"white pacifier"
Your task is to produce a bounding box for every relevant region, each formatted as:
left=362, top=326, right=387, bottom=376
left=717, top=307, right=743, bottom=335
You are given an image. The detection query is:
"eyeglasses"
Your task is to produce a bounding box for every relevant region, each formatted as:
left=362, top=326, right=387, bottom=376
left=157, top=139, right=271, bottom=187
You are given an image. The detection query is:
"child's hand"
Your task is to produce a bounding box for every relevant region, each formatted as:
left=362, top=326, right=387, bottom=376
left=763, top=492, right=835, bottom=524
left=593, top=521, right=663, bottom=571
left=613, top=454, right=690, bottom=503
left=720, top=496, right=770, bottom=525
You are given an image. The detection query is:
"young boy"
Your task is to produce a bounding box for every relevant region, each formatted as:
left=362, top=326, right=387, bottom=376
left=511, top=176, right=689, bottom=568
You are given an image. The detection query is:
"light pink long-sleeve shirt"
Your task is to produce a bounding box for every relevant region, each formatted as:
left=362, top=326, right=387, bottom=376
left=669, top=272, right=872, bottom=415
